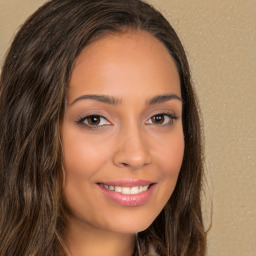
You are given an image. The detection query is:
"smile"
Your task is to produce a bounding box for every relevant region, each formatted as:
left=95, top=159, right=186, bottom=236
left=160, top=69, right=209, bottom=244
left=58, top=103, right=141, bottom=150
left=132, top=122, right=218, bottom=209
left=97, top=180, right=155, bottom=207
left=99, top=184, right=149, bottom=195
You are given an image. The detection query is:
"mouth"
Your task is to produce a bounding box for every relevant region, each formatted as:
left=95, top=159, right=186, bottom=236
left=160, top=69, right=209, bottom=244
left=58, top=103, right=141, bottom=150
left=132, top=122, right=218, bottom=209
left=99, top=183, right=151, bottom=195
left=97, top=180, right=156, bottom=207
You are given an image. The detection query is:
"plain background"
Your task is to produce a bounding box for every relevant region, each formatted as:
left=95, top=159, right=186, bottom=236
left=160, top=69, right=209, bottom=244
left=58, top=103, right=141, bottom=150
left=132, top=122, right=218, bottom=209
left=0, top=0, right=255, bottom=255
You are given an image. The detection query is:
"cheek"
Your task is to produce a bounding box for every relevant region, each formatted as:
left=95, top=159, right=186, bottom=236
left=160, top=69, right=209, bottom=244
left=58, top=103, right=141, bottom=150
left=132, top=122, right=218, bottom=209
left=153, top=129, right=184, bottom=200
left=152, top=126, right=184, bottom=173
left=161, top=137, right=184, bottom=175
left=61, top=133, right=113, bottom=218
left=62, top=130, right=112, bottom=179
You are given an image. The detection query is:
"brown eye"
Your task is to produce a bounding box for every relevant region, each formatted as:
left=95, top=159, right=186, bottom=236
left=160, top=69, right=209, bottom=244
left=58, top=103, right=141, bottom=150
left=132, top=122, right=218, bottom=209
left=87, top=116, right=101, bottom=125
left=146, top=113, right=176, bottom=126
left=151, top=114, right=165, bottom=124
left=77, top=115, right=111, bottom=129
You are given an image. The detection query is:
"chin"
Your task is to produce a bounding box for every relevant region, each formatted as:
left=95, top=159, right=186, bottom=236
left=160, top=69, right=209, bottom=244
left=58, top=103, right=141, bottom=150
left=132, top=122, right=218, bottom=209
left=100, top=208, right=160, bottom=234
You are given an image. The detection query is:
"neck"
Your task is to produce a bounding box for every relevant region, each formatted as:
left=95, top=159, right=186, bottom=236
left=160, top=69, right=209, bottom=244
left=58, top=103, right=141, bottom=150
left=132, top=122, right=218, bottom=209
left=64, top=217, right=135, bottom=256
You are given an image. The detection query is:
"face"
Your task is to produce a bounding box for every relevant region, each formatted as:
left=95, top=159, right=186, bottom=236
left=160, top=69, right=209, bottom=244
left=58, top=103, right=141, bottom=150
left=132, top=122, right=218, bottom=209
left=61, top=30, right=184, bottom=234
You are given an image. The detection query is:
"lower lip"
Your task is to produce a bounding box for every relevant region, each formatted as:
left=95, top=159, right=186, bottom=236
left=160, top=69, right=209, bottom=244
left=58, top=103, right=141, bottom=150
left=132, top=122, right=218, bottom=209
left=98, top=184, right=155, bottom=207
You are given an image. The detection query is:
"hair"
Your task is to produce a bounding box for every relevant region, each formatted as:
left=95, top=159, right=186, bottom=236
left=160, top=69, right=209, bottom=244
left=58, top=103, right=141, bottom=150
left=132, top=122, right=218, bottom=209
left=0, top=0, right=206, bottom=255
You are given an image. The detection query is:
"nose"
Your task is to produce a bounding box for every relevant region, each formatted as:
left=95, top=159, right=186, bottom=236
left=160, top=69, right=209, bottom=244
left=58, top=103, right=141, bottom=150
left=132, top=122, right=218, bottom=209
left=113, top=125, right=152, bottom=170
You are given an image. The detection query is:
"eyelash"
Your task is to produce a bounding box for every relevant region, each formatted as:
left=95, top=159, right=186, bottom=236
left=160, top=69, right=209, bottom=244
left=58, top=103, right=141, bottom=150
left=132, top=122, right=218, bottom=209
left=76, top=113, right=178, bottom=130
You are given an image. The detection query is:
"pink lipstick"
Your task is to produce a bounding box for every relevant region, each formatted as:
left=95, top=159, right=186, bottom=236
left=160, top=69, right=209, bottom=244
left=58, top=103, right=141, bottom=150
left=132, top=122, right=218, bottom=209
left=97, top=179, right=156, bottom=207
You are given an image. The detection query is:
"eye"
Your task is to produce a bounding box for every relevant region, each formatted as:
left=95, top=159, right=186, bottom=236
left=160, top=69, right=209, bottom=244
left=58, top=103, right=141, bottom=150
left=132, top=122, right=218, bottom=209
left=146, top=113, right=177, bottom=125
left=76, top=115, right=111, bottom=129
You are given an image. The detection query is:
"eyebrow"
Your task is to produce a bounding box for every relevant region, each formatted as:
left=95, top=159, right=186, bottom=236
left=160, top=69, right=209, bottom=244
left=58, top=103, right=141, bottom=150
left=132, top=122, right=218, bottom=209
left=146, top=94, right=182, bottom=104
left=70, top=94, right=122, bottom=105
left=70, top=93, right=182, bottom=105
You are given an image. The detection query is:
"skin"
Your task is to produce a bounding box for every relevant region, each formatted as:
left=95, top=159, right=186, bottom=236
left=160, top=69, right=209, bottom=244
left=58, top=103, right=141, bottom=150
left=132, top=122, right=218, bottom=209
left=61, top=30, right=184, bottom=256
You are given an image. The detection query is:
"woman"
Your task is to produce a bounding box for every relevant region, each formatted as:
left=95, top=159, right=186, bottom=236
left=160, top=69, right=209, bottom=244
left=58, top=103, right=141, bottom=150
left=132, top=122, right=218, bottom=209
left=0, top=0, right=206, bottom=255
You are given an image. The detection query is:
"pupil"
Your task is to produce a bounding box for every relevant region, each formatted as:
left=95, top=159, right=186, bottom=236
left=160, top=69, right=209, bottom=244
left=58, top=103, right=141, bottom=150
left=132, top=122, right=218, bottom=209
left=154, top=115, right=164, bottom=123
left=89, top=116, right=100, bottom=125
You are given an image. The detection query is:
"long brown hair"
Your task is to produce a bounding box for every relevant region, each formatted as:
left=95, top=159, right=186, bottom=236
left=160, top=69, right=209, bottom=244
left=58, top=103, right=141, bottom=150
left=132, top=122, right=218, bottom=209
left=0, top=0, right=206, bottom=255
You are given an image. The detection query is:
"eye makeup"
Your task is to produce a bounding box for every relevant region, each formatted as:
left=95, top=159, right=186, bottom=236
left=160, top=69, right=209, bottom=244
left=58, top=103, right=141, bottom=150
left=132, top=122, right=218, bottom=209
left=76, top=114, right=112, bottom=130
left=75, top=111, right=178, bottom=130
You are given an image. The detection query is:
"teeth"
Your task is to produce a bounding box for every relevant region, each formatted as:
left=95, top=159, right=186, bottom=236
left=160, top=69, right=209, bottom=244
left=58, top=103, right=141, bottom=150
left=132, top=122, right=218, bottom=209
left=122, top=187, right=130, bottom=194
left=101, top=184, right=149, bottom=195
left=131, top=187, right=138, bottom=194
left=115, top=186, right=122, bottom=192
left=109, top=185, right=114, bottom=191
left=142, top=186, right=148, bottom=192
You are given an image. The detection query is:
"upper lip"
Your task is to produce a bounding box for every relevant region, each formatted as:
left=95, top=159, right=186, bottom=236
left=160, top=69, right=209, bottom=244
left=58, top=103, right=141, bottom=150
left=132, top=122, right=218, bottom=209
left=97, top=179, right=155, bottom=187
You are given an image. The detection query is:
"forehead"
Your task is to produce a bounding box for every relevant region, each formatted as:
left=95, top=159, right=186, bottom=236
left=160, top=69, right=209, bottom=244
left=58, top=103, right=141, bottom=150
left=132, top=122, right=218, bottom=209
left=68, top=30, right=181, bottom=101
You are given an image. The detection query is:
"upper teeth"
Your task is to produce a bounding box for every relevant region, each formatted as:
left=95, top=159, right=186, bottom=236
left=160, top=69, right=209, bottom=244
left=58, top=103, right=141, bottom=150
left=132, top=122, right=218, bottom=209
left=101, top=184, right=149, bottom=195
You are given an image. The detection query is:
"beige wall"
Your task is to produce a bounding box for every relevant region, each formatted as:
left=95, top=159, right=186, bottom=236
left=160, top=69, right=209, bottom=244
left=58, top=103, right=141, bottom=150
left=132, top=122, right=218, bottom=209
left=1, top=1, right=255, bottom=255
